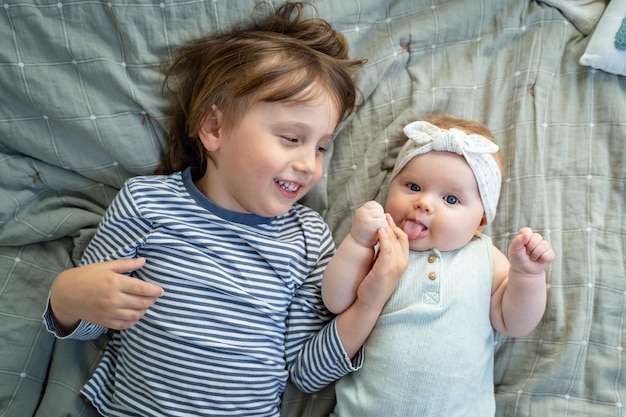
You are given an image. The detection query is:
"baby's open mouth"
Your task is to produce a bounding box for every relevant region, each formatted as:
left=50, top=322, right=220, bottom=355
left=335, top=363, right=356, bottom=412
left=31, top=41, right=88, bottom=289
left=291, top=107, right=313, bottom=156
left=403, top=220, right=427, bottom=240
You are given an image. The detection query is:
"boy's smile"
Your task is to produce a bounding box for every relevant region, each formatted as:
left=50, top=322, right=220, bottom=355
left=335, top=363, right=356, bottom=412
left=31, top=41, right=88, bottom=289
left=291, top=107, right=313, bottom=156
left=196, top=88, right=339, bottom=217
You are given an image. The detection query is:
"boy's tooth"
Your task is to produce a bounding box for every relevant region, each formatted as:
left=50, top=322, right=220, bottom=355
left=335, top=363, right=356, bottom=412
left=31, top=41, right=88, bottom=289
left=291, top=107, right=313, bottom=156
left=278, top=180, right=298, bottom=192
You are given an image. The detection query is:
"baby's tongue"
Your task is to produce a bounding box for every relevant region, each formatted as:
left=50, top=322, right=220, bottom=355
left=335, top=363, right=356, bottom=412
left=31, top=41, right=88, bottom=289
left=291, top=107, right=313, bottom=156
left=403, top=220, right=426, bottom=240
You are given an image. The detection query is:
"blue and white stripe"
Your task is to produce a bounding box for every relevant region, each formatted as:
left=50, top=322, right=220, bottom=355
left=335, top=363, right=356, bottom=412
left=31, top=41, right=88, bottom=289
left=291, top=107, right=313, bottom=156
left=46, top=168, right=355, bottom=416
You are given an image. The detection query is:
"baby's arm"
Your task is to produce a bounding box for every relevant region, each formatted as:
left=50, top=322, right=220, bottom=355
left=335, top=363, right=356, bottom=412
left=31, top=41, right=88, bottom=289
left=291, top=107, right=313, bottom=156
left=335, top=216, right=409, bottom=358
left=322, top=201, right=388, bottom=314
left=490, top=227, right=555, bottom=337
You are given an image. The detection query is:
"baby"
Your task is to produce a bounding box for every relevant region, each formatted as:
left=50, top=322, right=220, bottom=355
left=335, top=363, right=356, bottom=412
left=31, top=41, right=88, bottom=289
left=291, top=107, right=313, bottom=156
left=324, top=113, right=555, bottom=416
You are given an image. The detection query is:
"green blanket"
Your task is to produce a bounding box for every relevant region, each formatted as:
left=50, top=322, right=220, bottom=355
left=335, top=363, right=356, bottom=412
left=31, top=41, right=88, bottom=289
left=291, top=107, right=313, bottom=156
left=1, top=1, right=624, bottom=416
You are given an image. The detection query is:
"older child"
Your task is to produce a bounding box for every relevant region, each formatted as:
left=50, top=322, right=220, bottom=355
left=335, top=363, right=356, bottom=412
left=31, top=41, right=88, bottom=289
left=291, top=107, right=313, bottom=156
left=43, top=3, right=408, bottom=416
left=324, top=113, right=555, bottom=416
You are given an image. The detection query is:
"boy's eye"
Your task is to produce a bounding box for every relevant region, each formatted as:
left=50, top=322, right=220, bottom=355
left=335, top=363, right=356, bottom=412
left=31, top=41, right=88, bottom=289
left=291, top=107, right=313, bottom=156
left=316, top=145, right=328, bottom=153
left=408, top=183, right=420, bottom=192
left=444, top=195, right=459, bottom=204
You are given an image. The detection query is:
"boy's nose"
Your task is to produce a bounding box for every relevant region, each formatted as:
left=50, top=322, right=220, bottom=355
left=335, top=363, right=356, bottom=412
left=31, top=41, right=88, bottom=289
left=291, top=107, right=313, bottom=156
left=293, top=150, right=316, bottom=174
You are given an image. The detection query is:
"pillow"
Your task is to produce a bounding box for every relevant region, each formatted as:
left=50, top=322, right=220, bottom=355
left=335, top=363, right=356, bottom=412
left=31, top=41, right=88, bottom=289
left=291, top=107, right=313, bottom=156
left=541, top=0, right=608, bottom=35
left=579, top=0, right=626, bottom=75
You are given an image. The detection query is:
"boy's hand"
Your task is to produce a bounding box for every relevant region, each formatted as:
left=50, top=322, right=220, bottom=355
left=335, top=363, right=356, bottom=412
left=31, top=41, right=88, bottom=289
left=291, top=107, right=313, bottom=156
left=508, top=227, right=555, bottom=275
left=49, top=258, right=163, bottom=332
left=356, top=214, right=409, bottom=311
left=350, top=201, right=388, bottom=247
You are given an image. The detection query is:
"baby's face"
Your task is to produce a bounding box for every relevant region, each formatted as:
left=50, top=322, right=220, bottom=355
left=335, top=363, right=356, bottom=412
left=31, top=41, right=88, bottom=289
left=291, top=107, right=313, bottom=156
left=385, top=151, right=486, bottom=252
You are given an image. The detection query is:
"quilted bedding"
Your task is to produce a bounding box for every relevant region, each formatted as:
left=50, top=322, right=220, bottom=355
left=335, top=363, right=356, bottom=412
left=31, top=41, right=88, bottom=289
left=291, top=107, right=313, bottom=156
left=1, top=0, right=625, bottom=416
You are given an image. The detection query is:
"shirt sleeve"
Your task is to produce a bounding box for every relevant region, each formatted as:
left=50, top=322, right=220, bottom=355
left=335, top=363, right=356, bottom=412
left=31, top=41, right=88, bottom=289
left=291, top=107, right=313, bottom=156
left=284, top=220, right=363, bottom=393
left=79, top=180, right=151, bottom=265
left=43, top=180, right=150, bottom=340
left=43, top=298, right=108, bottom=340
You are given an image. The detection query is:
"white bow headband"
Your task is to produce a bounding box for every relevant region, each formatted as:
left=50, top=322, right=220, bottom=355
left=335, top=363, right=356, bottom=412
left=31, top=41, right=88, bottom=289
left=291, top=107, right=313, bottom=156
left=391, top=121, right=502, bottom=224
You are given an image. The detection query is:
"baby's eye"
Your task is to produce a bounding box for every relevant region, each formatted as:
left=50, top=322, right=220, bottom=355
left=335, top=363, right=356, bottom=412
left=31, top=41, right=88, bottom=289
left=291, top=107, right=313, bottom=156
left=316, top=145, right=328, bottom=153
left=408, top=183, right=420, bottom=192
left=282, top=136, right=299, bottom=144
left=444, top=195, right=459, bottom=204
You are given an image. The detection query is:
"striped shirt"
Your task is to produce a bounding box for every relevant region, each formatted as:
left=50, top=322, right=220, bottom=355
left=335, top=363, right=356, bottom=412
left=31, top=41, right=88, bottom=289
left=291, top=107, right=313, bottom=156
left=44, top=168, right=358, bottom=417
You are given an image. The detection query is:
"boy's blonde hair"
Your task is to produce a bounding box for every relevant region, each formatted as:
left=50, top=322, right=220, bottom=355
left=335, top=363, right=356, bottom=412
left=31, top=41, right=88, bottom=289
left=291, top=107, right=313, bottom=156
left=156, top=2, right=364, bottom=175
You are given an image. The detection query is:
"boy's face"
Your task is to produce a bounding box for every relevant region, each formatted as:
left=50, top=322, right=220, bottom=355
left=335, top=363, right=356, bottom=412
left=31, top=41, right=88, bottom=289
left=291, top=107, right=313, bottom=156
left=385, top=151, right=487, bottom=252
left=199, top=89, right=339, bottom=217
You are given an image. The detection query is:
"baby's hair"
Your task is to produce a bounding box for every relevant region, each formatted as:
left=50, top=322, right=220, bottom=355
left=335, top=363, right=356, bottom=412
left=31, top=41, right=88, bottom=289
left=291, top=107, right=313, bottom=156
left=156, top=2, right=364, bottom=175
left=423, top=112, right=505, bottom=176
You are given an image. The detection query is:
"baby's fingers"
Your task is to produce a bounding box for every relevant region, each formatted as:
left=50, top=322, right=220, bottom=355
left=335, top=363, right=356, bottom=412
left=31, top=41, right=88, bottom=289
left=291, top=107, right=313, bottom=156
left=524, top=231, right=546, bottom=258
left=528, top=239, right=556, bottom=264
left=508, top=227, right=533, bottom=252
left=518, top=230, right=555, bottom=266
left=357, top=201, right=386, bottom=223
left=509, top=228, right=554, bottom=264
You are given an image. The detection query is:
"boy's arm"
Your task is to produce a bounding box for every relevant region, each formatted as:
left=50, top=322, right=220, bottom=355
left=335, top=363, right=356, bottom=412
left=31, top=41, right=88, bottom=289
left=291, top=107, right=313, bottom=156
left=287, top=214, right=408, bottom=392
left=322, top=201, right=388, bottom=313
left=490, top=227, right=555, bottom=337
left=48, top=258, right=163, bottom=333
left=45, top=182, right=163, bottom=337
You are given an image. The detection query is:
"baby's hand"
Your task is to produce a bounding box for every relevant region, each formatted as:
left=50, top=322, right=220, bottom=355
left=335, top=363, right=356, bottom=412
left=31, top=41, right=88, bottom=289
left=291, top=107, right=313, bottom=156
left=508, top=227, right=555, bottom=275
left=350, top=201, right=388, bottom=247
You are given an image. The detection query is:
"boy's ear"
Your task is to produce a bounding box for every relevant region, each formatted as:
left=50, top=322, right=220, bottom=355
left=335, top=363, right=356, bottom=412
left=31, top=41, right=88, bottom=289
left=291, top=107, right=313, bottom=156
left=199, top=104, right=223, bottom=151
